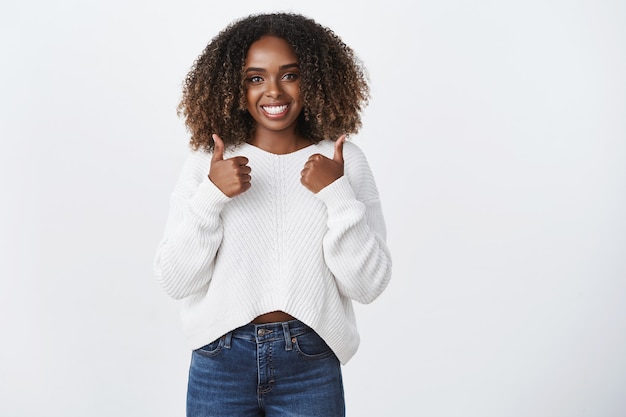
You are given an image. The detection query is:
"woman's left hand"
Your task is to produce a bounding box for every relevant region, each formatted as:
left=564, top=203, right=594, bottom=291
left=300, top=135, right=345, bottom=193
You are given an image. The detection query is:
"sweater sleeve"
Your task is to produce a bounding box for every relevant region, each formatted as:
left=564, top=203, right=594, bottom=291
left=153, top=151, right=230, bottom=300
left=315, top=145, right=392, bottom=304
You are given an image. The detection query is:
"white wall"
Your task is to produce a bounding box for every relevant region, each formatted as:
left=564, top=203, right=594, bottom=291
left=1, top=1, right=624, bottom=416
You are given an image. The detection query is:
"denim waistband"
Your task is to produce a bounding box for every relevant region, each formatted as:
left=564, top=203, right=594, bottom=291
left=226, top=319, right=312, bottom=348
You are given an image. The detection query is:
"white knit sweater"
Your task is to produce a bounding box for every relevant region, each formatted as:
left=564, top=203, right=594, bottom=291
left=153, top=139, right=392, bottom=364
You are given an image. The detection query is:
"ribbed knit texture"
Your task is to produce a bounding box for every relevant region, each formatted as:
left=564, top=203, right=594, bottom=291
left=154, top=140, right=392, bottom=364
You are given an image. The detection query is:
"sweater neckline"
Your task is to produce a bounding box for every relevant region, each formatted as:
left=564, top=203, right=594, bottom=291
left=239, top=141, right=320, bottom=158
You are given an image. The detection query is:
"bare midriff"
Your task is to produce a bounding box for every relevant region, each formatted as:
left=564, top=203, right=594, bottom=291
left=252, top=311, right=296, bottom=324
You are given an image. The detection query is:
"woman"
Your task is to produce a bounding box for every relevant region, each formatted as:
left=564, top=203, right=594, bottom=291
left=154, top=12, right=392, bottom=416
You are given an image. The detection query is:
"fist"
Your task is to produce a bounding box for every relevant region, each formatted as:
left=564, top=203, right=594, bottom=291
left=300, top=135, right=345, bottom=193
left=209, top=134, right=251, bottom=197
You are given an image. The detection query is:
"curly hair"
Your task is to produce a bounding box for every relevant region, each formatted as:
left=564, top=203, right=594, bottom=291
left=178, top=12, right=370, bottom=152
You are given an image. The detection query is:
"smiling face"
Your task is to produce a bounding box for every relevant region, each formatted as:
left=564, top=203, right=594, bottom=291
left=244, top=36, right=303, bottom=140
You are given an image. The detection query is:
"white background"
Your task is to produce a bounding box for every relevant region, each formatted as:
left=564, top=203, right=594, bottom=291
left=1, top=1, right=625, bottom=416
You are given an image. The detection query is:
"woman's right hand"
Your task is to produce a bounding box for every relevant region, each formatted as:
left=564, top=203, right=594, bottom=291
left=208, top=134, right=251, bottom=197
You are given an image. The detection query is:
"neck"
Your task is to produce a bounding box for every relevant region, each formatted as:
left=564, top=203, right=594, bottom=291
left=249, top=128, right=311, bottom=155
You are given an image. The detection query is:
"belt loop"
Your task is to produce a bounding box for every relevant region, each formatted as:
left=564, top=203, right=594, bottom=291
left=282, top=322, right=293, bottom=351
left=224, top=332, right=232, bottom=349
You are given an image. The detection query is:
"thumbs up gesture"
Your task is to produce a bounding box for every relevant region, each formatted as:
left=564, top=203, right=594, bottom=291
left=300, top=135, right=346, bottom=193
left=209, top=134, right=252, bottom=197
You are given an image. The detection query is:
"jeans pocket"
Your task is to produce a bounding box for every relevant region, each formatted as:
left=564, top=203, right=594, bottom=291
left=293, top=330, right=334, bottom=360
left=194, top=336, right=225, bottom=358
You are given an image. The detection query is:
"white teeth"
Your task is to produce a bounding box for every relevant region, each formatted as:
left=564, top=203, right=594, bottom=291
left=263, top=105, right=288, bottom=115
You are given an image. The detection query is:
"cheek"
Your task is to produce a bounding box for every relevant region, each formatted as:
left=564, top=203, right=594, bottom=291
left=288, top=84, right=302, bottom=101
left=244, top=89, right=257, bottom=107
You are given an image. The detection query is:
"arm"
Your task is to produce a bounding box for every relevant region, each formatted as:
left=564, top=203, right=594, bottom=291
left=153, top=151, right=230, bottom=300
left=315, top=145, right=392, bottom=304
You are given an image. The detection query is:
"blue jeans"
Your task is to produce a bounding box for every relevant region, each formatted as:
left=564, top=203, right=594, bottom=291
left=187, top=320, right=345, bottom=417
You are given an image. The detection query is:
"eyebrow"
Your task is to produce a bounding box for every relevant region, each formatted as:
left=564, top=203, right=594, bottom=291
left=245, top=63, right=299, bottom=73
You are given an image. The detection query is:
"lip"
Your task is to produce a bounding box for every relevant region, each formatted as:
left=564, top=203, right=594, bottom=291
left=261, top=103, right=290, bottom=118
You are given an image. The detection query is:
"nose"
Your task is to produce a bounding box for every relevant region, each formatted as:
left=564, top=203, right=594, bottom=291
left=265, top=78, right=282, bottom=98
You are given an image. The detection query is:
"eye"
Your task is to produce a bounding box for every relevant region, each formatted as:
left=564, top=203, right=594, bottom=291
left=282, top=73, right=299, bottom=81
left=247, top=75, right=263, bottom=83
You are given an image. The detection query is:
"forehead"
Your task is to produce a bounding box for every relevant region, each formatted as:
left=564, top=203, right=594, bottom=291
left=244, top=35, right=298, bottom=67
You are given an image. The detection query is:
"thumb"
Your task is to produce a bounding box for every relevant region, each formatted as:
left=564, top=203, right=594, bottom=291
left=212, top=134, right=225, bottom=162
left=333, top=135, right=346, bottom=163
